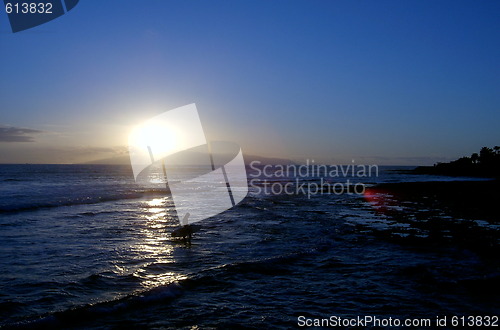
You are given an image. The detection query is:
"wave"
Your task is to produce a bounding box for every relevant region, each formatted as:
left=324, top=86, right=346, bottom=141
left=5, top=282, right=184, bottom=329
left=0, top=188, right=169, bottom=214
left=0, top=178, right=30, bottom=182
left=4, top=249, right=320, bottom=329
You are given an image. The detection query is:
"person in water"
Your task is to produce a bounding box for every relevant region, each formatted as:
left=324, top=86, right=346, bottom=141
left=171, top=213, right=194, bottom=242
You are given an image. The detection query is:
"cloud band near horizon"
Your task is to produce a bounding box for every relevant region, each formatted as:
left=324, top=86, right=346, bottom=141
left=0, top=126, right=44, bottom=143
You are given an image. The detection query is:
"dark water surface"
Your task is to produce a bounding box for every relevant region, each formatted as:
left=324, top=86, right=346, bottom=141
left=0, top=165, right=498, bottom=328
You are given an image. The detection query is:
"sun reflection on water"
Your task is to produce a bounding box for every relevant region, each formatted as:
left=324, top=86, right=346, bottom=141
left=122, top=197, right=185, bottom=288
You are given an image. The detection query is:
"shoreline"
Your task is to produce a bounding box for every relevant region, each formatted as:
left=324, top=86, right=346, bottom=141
left=368, top=179, right=499, bottom=222
left=364, top=180, right=499, bottom=255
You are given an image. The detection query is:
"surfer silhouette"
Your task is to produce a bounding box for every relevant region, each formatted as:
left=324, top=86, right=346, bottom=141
left=171, top=213, right=194, bottom=243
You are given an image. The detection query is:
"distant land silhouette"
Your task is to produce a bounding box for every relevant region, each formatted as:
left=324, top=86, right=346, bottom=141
left=415, top=146, right=500, bottom=178
left=81, top=153, right=296, bottom=166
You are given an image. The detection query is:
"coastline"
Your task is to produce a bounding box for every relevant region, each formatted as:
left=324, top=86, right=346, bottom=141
left=369, top=180, right=499, bottom=220
left=364, top=179, right=499, bottom=255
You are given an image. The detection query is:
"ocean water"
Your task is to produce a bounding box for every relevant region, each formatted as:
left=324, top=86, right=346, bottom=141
left=0, top=164, right=498, bottom=329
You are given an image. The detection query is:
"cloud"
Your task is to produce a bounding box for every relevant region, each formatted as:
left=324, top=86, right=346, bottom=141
left=0, top=126, right=43, bottom=142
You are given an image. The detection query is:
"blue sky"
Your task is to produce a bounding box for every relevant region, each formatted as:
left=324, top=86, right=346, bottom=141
left=0, top=0, right=499, bottom=164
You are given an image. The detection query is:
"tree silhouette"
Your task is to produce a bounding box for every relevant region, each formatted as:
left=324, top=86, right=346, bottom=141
left=471, top=153, right=479, bottom=164
left=416, top=146, right=500, bottom=177
left=479, top=147, right=494, bottom=164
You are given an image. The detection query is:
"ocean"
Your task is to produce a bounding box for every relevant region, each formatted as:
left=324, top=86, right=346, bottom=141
left=0, top=164, right=498, bottom=329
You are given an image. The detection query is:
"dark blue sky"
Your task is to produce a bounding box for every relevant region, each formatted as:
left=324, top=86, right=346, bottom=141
left=1, top=1, right=499, bottom=164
